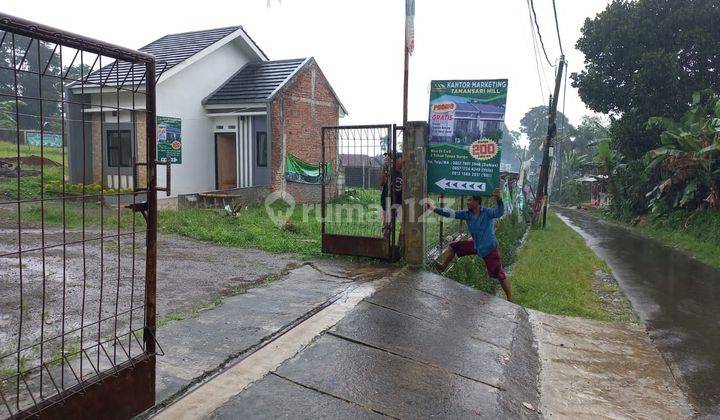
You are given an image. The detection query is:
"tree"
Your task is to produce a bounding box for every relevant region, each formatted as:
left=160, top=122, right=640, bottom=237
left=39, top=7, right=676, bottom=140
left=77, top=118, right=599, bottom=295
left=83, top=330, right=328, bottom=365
left=572, top=0, right=720, bottom=160
left=0, top=35, right=63, bottom=133
left=519, top=105, right=573, bottom=169
left=645, top=91, right=720, bottom=212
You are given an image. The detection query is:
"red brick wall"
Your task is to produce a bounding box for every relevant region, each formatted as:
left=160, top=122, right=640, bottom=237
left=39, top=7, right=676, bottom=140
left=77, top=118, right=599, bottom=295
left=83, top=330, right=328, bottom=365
left=269, top=60, right=340, bottom=197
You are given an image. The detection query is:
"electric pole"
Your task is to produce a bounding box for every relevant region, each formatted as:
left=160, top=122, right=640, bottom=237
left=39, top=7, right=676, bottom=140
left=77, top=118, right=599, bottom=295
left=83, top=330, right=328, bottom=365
left=533, top=55, right=565, bottom=228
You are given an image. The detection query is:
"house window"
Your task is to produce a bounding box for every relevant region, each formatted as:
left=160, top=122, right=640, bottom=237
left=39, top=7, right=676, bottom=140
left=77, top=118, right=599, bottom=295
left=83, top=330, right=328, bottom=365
left=256, top=131, right=267, bottom=167
left=107, top=130, right=132, bottom=167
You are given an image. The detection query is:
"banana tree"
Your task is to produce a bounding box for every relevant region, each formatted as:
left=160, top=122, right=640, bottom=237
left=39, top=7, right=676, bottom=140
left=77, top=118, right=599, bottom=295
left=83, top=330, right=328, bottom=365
left=645, top=91, right=720, bottom=212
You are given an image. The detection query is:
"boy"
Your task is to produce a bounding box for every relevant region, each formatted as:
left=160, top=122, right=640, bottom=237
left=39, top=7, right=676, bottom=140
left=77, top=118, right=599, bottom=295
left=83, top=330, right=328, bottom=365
left=380, top=152, right=403, bottom=236
left=427, top=188, right=511, bottom=301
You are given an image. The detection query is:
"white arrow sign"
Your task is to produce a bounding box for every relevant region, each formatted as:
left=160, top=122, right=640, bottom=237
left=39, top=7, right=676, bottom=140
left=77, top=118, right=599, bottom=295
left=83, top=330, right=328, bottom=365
left=434, top=178, right=487, bottom=192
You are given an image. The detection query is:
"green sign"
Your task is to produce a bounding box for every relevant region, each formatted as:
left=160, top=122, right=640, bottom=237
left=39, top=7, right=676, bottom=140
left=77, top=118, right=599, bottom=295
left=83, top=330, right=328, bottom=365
left=25, top=131, right=63, bottom=147
left=157, top=116, right=182, bottom=164
left=427, top=79, right=508, bottom=196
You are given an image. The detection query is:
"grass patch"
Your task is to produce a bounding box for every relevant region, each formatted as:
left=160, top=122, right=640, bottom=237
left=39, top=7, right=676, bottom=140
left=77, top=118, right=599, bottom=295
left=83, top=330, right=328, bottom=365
left=0, top=140, right=66, bottom=165
left=511, top=212, right=611, bottom=320
left=159, top=204, right=324, bottom=258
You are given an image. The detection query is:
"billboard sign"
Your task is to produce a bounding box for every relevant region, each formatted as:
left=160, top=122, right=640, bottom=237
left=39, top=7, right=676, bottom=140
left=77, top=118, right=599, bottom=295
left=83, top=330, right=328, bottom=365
left=427, top=79, right=508, bottom=196
left=157, top=116, right=182, bottom=164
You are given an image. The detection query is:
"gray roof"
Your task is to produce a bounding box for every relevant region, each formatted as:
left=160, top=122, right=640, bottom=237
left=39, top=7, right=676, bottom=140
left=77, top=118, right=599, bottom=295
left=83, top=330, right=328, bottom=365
left=203, top=58, right=307, bottom=104
left=74, top=26, right=265, bottom=89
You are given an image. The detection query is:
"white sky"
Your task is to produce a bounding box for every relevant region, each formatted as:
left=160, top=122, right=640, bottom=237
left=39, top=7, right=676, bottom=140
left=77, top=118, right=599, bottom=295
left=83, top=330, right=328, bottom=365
left=5, top=0, right=611, bottom=145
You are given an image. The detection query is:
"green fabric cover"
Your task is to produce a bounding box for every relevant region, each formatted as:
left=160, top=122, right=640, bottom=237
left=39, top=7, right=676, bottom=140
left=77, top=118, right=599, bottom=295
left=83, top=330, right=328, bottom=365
left=285, top=153, right=330, bottom=184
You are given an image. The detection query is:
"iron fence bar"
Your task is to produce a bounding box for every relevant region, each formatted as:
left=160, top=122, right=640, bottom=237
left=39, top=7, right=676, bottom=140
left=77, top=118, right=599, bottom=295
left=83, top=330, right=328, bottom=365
left=0, top=191, right=147, bottom=206
left=0, top=230, right=144, bottom=258
left=128, top=63, right=139, bottom=356
left=11, top=31, right=25, bottom=411
left=0, top=304, right=146, bottom=363
left=0, top=68, right=150, bottom=97
left=113, top=63, right=122, bottom=365
left=0, top=12, right=155, bottom=62
left=144, top=60, right=157, bottom=357
left=79, top=47, right=88, bottom=382
left=59, top=42, right=67, bottom=390
left=97, top=53, right=105, bottom=370
left=321, top=127, right=326, bottom=236
left=37, top=32, right=49, bottom=398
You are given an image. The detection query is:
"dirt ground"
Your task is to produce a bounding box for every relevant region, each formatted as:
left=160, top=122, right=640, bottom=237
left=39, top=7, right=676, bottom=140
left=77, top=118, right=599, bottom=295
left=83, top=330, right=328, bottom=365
left=0, top=219, right=300, bottom=373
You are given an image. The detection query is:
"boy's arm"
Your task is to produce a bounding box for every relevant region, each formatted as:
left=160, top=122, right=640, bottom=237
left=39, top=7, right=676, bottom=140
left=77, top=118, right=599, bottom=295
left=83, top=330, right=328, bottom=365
left=487, top=188, right=505, bottom=219
left=428, top=203, right=467, bottom=220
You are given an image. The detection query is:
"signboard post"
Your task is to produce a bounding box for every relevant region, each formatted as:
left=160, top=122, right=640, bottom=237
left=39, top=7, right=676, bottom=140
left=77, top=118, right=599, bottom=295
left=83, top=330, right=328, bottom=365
left=156, top=116, right=182, bottom=164
left=427, top=79, right=508, bottom=196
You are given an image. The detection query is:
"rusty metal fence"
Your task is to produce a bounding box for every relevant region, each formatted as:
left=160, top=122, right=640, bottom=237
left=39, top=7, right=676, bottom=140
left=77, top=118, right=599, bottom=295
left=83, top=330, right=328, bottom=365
left=321, top=124, right=402, bottom=260
left=0, top=14, right=161, bottom=418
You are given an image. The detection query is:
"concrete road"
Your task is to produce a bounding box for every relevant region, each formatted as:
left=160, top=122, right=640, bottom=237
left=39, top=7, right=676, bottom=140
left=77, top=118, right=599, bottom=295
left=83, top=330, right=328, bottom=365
left=155, top=267, right=691, bottom=420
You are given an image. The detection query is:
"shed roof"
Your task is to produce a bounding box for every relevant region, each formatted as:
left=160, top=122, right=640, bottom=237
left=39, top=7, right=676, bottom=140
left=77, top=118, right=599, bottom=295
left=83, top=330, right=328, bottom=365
left=203, top=58, right=307, bottom=104
left=73, top=26, right=265, bottom=89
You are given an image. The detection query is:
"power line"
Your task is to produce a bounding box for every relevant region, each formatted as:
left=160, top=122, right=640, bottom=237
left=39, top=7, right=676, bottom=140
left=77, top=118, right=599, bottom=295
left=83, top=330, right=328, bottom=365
left=552, top=0, right=565, bottom=56
left=526, top=0, right=548, bottom=101
left=529, top=0, right=554, bottom=67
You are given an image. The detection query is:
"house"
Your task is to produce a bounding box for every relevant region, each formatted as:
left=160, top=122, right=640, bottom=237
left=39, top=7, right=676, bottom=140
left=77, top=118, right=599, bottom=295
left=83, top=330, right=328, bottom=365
left=66, top=26, right=346, bottom=206
left=338, top=153, right=385, bottom=189
left=452, top=102, right=505, bottom=141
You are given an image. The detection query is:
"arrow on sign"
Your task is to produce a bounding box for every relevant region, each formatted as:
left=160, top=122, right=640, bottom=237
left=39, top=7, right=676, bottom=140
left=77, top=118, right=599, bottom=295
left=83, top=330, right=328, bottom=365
left=435, top=178, right=487, bottom=192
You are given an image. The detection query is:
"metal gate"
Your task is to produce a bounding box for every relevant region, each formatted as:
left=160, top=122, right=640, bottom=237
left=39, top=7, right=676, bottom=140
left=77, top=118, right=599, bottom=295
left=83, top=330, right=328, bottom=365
left=321, top=124, right=402, bottom=260
left=0, top=14, right=162, bottom=419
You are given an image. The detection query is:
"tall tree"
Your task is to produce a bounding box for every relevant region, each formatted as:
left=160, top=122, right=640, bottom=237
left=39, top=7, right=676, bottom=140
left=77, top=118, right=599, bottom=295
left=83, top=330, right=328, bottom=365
left=519, top=105, right=573, bottom=168
left=572, top=0, right=720, bottom=159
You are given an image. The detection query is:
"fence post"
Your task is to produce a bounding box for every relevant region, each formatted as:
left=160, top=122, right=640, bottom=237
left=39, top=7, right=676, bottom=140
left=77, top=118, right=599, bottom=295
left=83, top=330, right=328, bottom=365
left=402, top=121, right=427, bottom=266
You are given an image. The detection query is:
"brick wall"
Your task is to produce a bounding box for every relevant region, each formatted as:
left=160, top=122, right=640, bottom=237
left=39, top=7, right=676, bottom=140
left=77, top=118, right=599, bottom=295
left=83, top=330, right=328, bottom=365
left=269, top=60, right=340, bottom=201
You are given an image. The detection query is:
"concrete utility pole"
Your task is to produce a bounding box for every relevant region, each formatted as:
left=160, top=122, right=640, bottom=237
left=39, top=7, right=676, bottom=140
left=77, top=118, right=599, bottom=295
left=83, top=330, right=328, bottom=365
left=533, top=55, right=565, bottom=228
left=402, top=122, right=427, bottom=266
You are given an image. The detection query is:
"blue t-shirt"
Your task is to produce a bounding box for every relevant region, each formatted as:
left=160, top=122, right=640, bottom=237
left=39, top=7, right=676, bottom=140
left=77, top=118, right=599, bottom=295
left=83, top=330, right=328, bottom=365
left=434, top=200, right=504, bottom=257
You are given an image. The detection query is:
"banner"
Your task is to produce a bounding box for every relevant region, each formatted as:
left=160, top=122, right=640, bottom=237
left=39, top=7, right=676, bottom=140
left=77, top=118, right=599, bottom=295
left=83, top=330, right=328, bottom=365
left=25, top=131, right=62, bottom=147
left=157, top=116, right=182, bottom=164
left=427, top=79, right=508, bottom=196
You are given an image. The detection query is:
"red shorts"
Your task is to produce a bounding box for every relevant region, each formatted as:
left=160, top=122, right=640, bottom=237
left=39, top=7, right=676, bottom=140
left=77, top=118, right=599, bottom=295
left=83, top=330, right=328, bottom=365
left=449, top=240, right=506, bottom=280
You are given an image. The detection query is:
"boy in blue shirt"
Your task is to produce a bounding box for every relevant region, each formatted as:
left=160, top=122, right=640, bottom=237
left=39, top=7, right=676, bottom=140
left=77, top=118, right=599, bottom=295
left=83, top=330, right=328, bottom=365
left=427, top=188, right=511, bottom=301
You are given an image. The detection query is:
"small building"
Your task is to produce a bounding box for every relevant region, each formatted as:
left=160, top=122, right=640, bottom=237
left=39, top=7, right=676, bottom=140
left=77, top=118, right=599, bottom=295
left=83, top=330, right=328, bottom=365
left=66, top=26, right=346, bottom=205
left=338, top=153, right=385, bottom=189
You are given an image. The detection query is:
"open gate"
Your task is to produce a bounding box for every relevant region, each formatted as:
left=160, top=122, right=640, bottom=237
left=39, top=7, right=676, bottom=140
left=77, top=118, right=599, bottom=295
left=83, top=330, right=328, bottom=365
left=321, top=124, right=403, bottom=261
left=0, top=14, right=162, bottom=419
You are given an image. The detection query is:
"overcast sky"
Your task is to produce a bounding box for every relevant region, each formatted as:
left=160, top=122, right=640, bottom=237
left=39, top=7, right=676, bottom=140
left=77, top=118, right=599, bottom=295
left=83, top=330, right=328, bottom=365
left=5, top=0, right=611, bottom=144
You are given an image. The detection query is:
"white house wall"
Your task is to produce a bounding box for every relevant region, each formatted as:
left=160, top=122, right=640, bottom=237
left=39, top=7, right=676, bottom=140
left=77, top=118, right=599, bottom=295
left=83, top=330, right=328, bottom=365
left=156, top=39, right=259, bottom=196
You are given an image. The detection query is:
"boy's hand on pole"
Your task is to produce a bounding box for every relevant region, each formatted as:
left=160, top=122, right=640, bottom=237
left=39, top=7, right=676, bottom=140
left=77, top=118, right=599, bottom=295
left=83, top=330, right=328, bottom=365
left=425, top=201, right=435, bottom=211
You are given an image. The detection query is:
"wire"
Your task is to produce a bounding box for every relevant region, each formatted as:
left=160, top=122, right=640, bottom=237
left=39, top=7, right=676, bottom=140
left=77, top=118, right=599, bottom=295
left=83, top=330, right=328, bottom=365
left=529, top=0, right=554, bottom=67
left=552, top=0, right=565, bottom=56
left=527, top=0, right=545, bottom=102
left=526, top=0, right=549, bottom=101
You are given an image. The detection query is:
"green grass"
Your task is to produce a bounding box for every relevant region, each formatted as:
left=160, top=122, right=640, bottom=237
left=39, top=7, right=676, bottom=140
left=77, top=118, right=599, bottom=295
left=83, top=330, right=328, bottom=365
left=158, top=204, right=324, bottom=257
left=0, top=140, right=66, bottom=165
left=585, top=207, right=720, bottom=270
left=511, top=212, right=611, bottom=320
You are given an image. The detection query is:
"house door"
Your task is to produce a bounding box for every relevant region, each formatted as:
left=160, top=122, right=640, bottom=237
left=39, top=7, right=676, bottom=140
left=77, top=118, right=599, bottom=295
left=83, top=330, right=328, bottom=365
left=215, top=133, right=237, bottom=189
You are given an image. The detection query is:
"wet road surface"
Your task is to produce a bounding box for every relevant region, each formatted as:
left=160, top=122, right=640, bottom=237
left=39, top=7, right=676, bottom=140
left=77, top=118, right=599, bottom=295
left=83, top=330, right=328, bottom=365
left=555, top=207, right=720, bottom=418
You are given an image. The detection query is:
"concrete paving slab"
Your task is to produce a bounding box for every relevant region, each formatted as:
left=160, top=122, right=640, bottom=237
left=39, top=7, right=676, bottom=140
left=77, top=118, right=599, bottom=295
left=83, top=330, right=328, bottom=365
left=366, top=280, right=517, bottom=349
left=275, top=334, right=502, bottom=419
left=209, top=374, right=385, bottom=419
left=155, top=263, right=357, bottom=403
left=399, top=270, right=519, bottom=321
left=330, top=301, right=507, bottom=387
left=531, top=310, right=694, bottom=419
